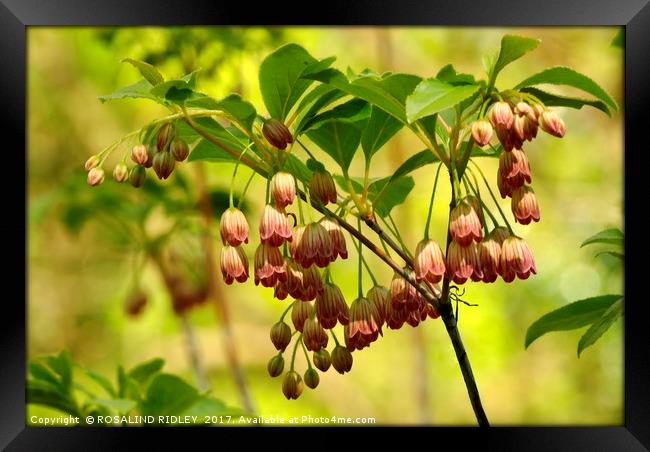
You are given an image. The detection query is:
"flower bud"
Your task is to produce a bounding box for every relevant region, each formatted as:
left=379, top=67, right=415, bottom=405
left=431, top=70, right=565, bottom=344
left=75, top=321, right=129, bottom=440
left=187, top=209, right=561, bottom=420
left=291, top=222, right=333, bottom=268
left=157, top=122, right=176, bottom=151
left=478, top=230, right=502, bottom=283
left=85, top=155, right=100, bottom=171
left=331, top=345, right=353, bottom=374
left=515, top=102, right=536, bottom=121
left=347, top=297, right=382, bottom=351
left=539, top=110, right=566, bottom=138
left=262, top=118, right=293, bottom=150
left=143, top=145, right=155, bottom=168
left=414, top=239, right=446, bottom=284
left=309, top=170, right=338, bottom=206
left=153, top=151, right=175, bottom=180
left=270, top=321, right=292, bottom=352
left=259, top=204, right=293, bottom=247
left=511, top=185, right=540, bottom=225
left=279, top=258, right=305, bottom=300
left=254, top=243, right=287, bottom=287
left=220, top=207, right=249, bottom=246
left=282, top=371, right=303, bottom=400
left=299, top=264, right=324, bottom=301
left=320, top=218, right=348, bottom=261
left=313, top=349, right=331, bottom=372
left=291, top=300, right=314, bottom=332
left=267, top=354, right=284, bottom=378
left=499, top=148, right=531, bottom=190
left=112, top=163, right=129, bottom=183
left=170, top=138, right=189, bottom=162
left=270, top=172, right=296, bottom=208
left=499, top=236, right=536, bottom=282
left=471, top=120, right=493, bottom=147
left=303, top=318, right=329, bottom=352
left=220, top=245, right=249, bottom=284
left=315, top=283, right=347, bottom=329
left=366, top=285, right=389, bottom=326
left=513, top=114, right=527, bottom=142
left=131, top=144, right=149, bottom=165
left=495, top=126, right=515, bottom=152
left=384, top=296, right=409, bottom=330
left=124, top=289, right=148, bottom=317
left=129, top=165, right=146, bottom=188
left=491, top=226, right=511, bottom=244
left=449, top=198, right=483, bottom=246
left=489, top=101, right=514, bottom=130
left=87, top=167, right=105, bottom=186
left=446, top=241, right=482, bottom=284
left=390, top=270, right=419, bottom=311
left=304, top=368, right=320, bottom=389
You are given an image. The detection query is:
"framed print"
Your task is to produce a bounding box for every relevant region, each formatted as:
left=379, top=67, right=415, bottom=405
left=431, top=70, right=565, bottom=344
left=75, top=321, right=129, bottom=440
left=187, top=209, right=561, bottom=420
left=5, top=0, right=649, bottom=449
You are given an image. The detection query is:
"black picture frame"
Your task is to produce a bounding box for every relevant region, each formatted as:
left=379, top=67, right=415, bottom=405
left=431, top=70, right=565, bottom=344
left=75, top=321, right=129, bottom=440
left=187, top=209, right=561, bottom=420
left=5, top=0, right=648, bottom=449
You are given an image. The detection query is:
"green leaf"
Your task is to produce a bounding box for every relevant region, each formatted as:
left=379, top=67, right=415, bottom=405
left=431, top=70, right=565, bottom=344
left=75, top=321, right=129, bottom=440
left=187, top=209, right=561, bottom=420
left=128, top=358, right=165, bottom=386
left=46, top=351, right=73, bottom=393
left=436, top=64, right=476, bottom=85
left=306, top=158, right=326, bottom=173
left=519, top=87, right=611, bottom=116
left=303, top=68, right=421, bottom=124
left=27, top=380, right=80, bottom=417
left=370, top=176, right=415, bottom=217
left=525, top=294, right=623, bottom=348
left=306, top=119, right=362, bottom=172
left=259, top=43, right=318, bottom=120
left=150, top=79, right=196, bottom=103
left=361, top=106, right=403, bottom=160
left=301, top=98, right=370, bottom=132
left=580, top=228, right=624, bottom=248
left=406, top=79, right=480, bottom=123
left=611, top=28, right=624, bottom=48
left=141, top=374, right=201, bottom=418
left=98, top=79, right=159, bottom=104
left=595, top=250, right=624, bottom=261
left=293, top=85, right=346, bottom=134
left=83, top=368, right=116, bottom=398
left=492, top=35, right=540, bottom=79
left=473, top=142, right=504, bottom=158
left=178, top=118, right=250, bottom=163
left=89, top=398, right=137, bottom=414
left=29, top=362, right=63, bottom=391
left=187, top=140, right=238, bottom=163
left=122, top=58, right=164, bottom=86
left=301, top=56, right=337, bottom=78
left=515, top=66, right=618, bottom=113
left=180, top=397, right=229, bottom=419
left=577, top=298, right=623, bottom=356
left=389, top=149, right=439, bottom=183
left=180, top=68, right=201, bottom=89
left=186, top=93, right=257, bottom=131
left=284, top=153, right=313, bottom=184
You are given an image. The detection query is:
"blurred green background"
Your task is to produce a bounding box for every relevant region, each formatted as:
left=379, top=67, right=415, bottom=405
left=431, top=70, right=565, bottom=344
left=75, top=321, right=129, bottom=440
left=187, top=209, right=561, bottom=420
left=27, top=27, right=623, bottom=425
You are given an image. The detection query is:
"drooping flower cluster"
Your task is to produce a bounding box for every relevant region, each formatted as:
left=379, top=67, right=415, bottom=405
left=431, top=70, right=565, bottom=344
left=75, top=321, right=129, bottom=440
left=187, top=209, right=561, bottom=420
left=475, top=100, right=563, bottom=225
left=85, top=122, right=190, bottom=188
left=444, top=195, right=536, bottom=284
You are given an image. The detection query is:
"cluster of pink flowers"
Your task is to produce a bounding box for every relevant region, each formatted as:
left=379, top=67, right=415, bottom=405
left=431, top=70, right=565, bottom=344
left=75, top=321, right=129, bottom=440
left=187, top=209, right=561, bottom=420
left=480, top=100, right=565, bottom=225
left=443, top=196, right=537, bottom=284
